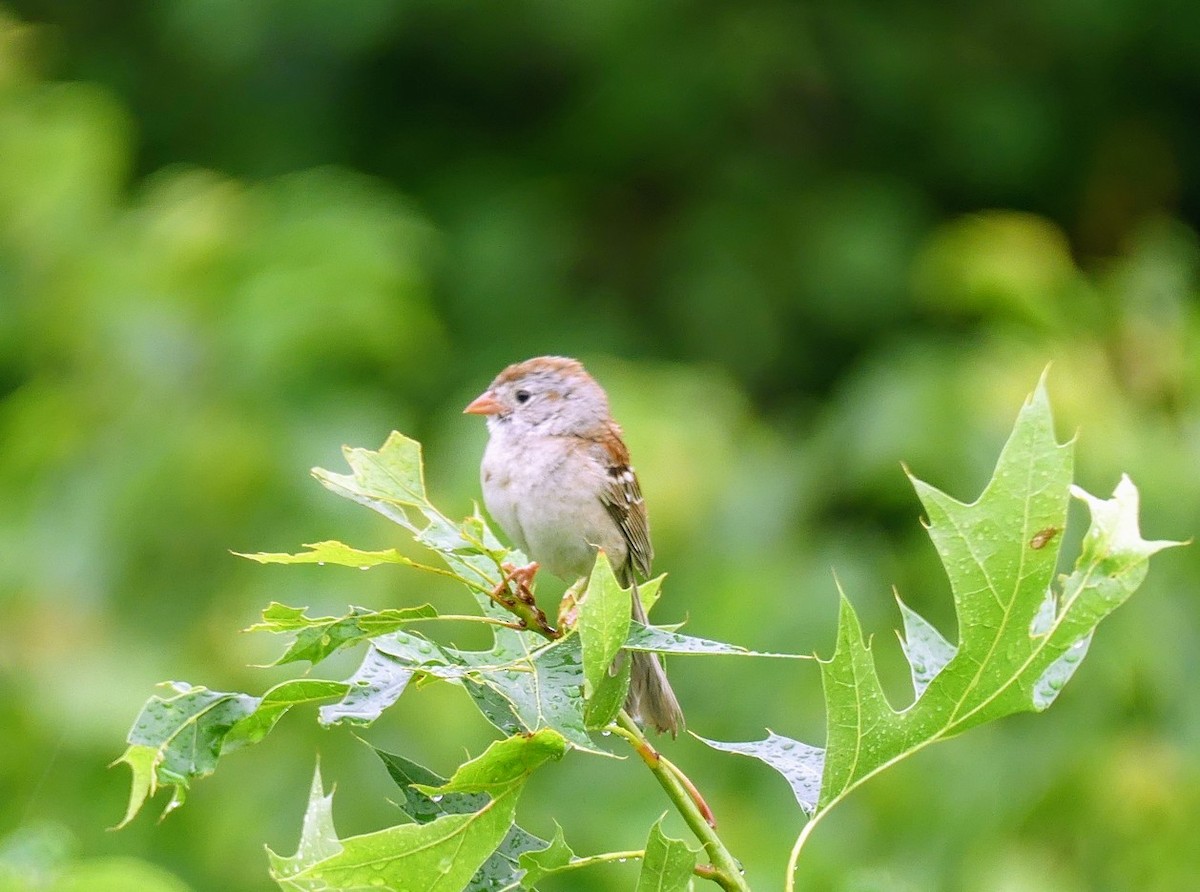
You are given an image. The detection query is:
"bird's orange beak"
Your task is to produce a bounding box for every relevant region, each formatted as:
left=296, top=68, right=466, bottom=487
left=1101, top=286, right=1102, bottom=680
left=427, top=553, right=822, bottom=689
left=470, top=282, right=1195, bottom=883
left=464, top=391, right=505, bottom=415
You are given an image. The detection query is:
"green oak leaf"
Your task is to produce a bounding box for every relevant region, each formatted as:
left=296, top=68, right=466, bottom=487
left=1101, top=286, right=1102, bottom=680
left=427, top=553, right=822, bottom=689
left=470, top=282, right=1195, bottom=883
left=247, top=602, right=438, bottom=666
left=698, top=377, right=1184, bottom=864
left=373, top=744, right=550, bottom=892
left=268, top=765, right=341, bottom=879
left=578, top=549, right=630, bottom=700
left=111, top=744, right=158, bottom=829
left=460, top=635, right=606, bottom=754
left=224, top=679, right=350, bottom=748
left=635, top=819, right=698, bottom=892
left=240, top=540, right=477, bottom=601
left=517, top=823, right=576, bottom=887
left=636, top=574, right=666, bottom=617
left=240, top=539, right=419, bottom=569
left=116, top=679, right=347, bottom=824
left=584, top=656, right=633, bottom=730
left=312, top=433, right=512, bottom=609
left=268, top=731, right=566, bottom=892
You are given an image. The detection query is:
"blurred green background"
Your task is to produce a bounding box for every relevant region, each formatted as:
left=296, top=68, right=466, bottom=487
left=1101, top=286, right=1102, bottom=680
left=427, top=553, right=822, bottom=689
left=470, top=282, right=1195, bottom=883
left=1, top=2, right=1197, bottom=890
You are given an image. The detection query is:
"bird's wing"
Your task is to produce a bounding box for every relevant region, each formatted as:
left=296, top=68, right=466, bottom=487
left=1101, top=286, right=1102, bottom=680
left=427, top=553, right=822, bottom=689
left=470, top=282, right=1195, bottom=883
left=593, top=422, right=653, bottom=582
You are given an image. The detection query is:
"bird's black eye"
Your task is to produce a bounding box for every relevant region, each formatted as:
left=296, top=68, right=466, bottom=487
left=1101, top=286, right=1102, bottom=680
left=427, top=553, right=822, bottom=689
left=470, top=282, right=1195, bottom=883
left=515, top=389, right=532, bottom=404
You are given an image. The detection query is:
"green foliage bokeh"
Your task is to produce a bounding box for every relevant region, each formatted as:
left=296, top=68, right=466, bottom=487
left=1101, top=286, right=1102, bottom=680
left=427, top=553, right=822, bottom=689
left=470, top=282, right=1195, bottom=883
left=0, top=2, right=1197, bottom=889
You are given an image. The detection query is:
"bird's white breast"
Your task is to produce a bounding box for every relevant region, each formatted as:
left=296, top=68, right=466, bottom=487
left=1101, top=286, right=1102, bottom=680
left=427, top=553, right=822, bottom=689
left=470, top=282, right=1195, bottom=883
left=480, top=429, right=625, bottom=580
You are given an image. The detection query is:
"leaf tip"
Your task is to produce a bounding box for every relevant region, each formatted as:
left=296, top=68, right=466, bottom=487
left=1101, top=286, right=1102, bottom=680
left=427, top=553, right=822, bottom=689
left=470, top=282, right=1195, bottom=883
left=110, top=744, right=160, bottom=830
left=1071, top=475, right=1188, bottom=562
left=820, top=581, right=869, bottom=662
left=1034, top=361, right=1053, bottom=395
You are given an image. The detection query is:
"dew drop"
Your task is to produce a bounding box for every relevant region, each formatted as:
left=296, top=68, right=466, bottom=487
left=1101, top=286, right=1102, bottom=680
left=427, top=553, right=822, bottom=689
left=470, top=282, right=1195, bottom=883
left=430, top=794, right=444, bottom=802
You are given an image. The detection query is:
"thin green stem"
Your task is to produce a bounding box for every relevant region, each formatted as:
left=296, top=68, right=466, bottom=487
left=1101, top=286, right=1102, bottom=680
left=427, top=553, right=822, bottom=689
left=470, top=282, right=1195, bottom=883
left=564, top=849, right=643, bottom=870
left=657, top=754, right=716, bottom=827
left=394, top=557, right=497, bottom=594
left=406, top=614, right=524, bottom=629
left=614, top=711, right=749, bottom=892
left=784, top=813, right=824, bottom=892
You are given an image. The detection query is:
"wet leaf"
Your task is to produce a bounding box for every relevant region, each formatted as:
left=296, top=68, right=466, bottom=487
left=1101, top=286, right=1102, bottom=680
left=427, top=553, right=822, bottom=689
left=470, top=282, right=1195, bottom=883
left=317, top=647, right=413, bottom=727
left=578, top=550, right=631, bottom=700
left=117, top=680, right=346, bottom=822
left=625, top=624, right=810, bottom=659
left=635, top=819, right=697, bottom=892
left=695, top=732, right=824, bottom=816
left=247, top=602, right=438, bottom=667
left=372, top=745, right=549, bottom=892
left=698, top=377, right=1184, bottom=853
left=267, top=731, right=566, bottom=892
left=516, top=824, right=575, bottom=888
left=461, top=636, right=606, bottom=754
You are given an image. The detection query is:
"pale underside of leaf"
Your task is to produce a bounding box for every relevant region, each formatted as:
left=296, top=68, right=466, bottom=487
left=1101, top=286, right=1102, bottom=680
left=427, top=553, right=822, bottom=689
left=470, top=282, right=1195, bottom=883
left=696, top=732, right=824, bottom=816
left=318, top=646, right=414, bottom=726
left=895, top=594, right=955, bottom=701
left=625, top=624, right=811, bottom=659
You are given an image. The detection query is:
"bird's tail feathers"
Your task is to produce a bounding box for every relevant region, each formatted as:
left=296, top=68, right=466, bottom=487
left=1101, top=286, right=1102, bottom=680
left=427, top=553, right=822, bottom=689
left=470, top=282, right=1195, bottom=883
left=625, top=579, right=684, bottom=736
